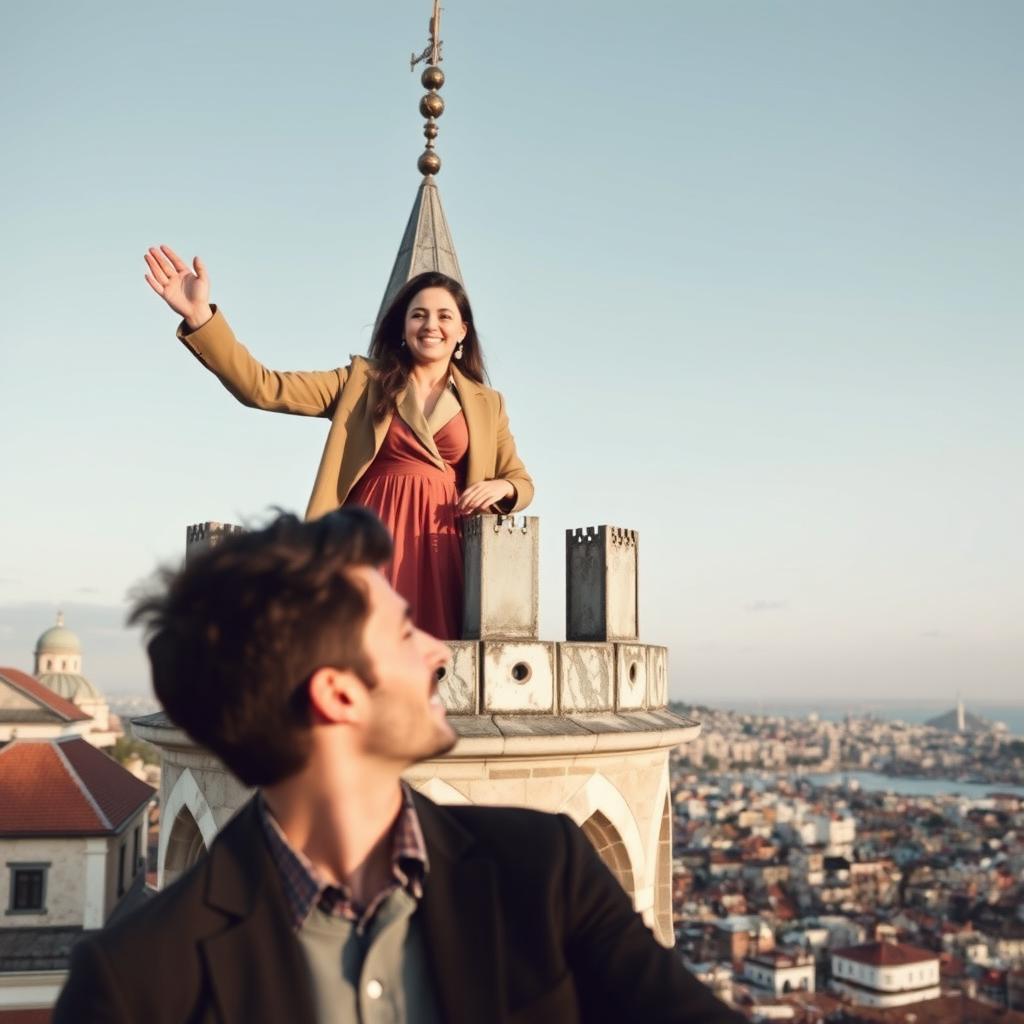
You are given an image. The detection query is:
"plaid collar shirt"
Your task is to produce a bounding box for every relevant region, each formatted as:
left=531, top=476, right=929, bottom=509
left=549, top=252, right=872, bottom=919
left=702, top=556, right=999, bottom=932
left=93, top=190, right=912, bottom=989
left=257, top=782, right=428, bottom=934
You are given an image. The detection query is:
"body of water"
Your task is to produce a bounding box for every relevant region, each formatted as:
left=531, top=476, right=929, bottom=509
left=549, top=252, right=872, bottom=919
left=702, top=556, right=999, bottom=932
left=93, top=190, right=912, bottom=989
left=706, top=699, right=1024, bottom=738
left=800, top=770, right=1024, bottom=801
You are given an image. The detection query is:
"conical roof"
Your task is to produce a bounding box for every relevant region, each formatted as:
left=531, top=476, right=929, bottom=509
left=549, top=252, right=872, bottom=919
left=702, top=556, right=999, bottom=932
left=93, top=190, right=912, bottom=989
left=375, top=175, right=463, bottom=327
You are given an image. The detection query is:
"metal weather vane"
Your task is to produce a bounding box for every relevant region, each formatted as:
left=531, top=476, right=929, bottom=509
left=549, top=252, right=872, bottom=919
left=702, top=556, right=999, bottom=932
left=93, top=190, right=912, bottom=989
left=410, top=0, right=445, bottom=176
left=410, top=0, right=443, bottom=70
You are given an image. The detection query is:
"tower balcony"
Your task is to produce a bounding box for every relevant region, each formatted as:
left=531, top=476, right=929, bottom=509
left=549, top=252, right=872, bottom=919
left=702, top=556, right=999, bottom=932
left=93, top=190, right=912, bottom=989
left=133, top=514, right=701, bottom=946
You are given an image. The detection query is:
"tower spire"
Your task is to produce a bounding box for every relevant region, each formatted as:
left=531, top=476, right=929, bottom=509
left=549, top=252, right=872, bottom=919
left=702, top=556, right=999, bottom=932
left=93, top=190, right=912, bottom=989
left=377, top=0, right=463, bottom=325
left=411, top=0, right=444, bottom=177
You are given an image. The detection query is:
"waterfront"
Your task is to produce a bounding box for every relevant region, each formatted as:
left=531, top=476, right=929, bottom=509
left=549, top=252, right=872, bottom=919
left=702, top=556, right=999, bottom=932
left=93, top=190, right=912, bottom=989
left=804, top=769, right=1024, bottom=800
left=702, top=699, right=1024, bottom=738
left=678, top=701, right=1024, bottom=792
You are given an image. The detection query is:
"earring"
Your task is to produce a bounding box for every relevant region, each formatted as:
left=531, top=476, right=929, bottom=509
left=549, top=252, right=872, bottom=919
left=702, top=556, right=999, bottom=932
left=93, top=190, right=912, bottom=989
left=454, top=341, right=464, bottom=360
left=400, top=339, right=407, bottom=348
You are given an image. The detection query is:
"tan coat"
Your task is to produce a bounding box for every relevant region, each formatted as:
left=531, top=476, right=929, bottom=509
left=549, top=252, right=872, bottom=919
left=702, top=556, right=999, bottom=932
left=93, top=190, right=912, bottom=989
left=177, top=308, right=534, bottom=521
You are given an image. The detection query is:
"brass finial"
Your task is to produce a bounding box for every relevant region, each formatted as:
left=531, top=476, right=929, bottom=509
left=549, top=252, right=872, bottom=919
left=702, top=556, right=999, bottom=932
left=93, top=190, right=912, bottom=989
left=410, top=0, right=445, bottom=177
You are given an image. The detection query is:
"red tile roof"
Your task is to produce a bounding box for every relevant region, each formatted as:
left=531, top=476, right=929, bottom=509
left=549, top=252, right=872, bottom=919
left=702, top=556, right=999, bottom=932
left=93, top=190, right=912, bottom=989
left=833, top=941, right=938, bottom=967
left=0, top=667, right=91, bottom=722
left=829, top=994, right=1024, bottom=1023
left=747, top=949, right=814, bottom=968
left=60, top=736, right=154, bottom=829
left=0, top=738, right=153, bottom=836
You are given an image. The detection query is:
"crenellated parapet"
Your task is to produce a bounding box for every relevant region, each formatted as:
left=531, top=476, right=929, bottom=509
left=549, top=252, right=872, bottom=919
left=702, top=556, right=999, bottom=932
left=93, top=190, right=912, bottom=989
left=180, top=514, right=666, bottom=718
left=136, top=509, right=698, bottom=949
left=180, top=514, right=669, bottom=718
left=462, top=514, right=539, bottom=640
left=567, top=524, right=639, bottom=643
left=437, top=515, right=668, bottom=720
left=438, top=639, right=671, bottom=719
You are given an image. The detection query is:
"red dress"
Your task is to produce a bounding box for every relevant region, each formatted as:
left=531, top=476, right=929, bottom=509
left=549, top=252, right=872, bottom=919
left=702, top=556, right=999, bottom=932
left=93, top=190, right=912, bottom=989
left=345, top=412, right=469, bottom=639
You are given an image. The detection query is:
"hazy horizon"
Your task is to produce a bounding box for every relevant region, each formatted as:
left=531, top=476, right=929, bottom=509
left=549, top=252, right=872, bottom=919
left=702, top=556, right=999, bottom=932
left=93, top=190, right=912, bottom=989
left=3, top=598, right=1022, bottom=708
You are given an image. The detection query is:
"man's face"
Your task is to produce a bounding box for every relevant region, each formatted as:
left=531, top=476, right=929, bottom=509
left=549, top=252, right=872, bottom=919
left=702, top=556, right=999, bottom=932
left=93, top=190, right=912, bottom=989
left=352, top=566, right=456, bottom=764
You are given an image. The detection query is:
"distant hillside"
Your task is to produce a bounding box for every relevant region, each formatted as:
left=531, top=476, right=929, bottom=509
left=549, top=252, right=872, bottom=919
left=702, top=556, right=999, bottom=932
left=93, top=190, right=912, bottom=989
left=925, top=707, right=992, bottom=733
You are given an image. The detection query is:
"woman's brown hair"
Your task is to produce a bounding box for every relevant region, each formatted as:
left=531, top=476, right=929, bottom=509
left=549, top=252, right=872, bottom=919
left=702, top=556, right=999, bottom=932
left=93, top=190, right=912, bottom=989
left=368, top=271, right=487, bottom=420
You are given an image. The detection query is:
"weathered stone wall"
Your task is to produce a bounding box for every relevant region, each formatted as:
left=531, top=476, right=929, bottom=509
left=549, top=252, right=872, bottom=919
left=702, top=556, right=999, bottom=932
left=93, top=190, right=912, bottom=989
left=101, top=811, right=148, bottom=919
left=0, top=688, right=38, bottom=712
left=0, top=836, right=86, bottom=927
left=437, top=639, right=670, bottom=717
left=143, top=511, right=699, bottom=947
left=462, top=516, right=539, bottom=639
left=405, top=745, right=671, bottom=935
left=0, top=722, right=89, bottom=743
left=566, top=526, right=639, bottom=642
left=155, top=742, right=251, bottom=887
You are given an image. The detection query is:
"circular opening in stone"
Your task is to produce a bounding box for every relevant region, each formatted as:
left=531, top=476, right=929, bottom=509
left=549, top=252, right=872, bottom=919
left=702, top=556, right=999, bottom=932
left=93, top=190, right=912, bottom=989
left=628, top=661, right=639, bottom=684
left=510, top=662, right=532, bottom=684
left=435, top=665, right=448, bottom=682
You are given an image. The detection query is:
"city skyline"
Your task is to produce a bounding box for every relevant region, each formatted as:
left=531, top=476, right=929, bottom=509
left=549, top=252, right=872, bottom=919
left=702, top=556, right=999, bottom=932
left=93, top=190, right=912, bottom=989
left=2, top=2, right=1022, bottom=700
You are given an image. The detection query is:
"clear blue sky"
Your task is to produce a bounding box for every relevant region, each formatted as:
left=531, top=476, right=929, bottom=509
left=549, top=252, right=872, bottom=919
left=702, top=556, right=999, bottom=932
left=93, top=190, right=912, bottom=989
left=1, top=1, right=1021, bottom=703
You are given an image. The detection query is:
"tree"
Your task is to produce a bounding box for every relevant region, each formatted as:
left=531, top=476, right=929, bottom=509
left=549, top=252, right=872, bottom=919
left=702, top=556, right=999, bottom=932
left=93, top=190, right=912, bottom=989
left=107, top=735, right=160, bottom=766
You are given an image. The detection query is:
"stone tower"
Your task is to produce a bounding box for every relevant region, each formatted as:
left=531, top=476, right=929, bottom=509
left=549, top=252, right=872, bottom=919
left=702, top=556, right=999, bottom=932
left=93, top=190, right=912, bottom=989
left=131, top=18, right=702, bottom=947
left=135, top=516, right=699, bottom=944
left=403, top=517, right=698, bottom=945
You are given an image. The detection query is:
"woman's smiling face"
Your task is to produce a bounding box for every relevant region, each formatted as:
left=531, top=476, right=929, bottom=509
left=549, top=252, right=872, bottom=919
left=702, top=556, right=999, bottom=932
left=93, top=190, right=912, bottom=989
left=402, top=286, right=467, bottom=367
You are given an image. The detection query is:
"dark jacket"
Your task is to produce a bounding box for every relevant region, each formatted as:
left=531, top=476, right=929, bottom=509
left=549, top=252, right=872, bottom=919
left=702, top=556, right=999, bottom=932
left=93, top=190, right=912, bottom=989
left=54, top=793, right=742, bottom=1023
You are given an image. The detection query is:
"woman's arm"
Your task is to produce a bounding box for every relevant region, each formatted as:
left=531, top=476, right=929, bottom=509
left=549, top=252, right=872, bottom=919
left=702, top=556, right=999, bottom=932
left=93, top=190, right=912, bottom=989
left=458, top=391, right=534, bottom=514
left=145, top=244, right=344, bottom=418
left=177, top=310, right=345, bottom=417
left=492, top=391, right=534, bottom=511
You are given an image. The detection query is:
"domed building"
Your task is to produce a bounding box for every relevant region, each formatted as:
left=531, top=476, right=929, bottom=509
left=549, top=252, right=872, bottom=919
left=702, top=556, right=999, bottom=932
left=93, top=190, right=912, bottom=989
left=34, top=612, right=118, bottom=748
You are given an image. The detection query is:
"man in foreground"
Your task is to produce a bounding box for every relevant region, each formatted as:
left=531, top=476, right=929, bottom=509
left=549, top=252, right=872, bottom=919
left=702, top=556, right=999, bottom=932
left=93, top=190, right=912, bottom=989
left=55, top=508, right=742, bottom=1023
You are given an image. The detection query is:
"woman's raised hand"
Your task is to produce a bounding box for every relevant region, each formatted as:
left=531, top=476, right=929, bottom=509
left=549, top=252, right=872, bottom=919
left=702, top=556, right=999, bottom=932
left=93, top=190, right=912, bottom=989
left=144, top=245, right=213, bottom=330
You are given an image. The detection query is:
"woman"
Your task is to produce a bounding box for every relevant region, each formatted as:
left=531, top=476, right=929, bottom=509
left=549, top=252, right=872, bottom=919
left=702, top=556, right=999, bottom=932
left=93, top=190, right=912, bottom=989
left=144, top=244, right=532, bottom=638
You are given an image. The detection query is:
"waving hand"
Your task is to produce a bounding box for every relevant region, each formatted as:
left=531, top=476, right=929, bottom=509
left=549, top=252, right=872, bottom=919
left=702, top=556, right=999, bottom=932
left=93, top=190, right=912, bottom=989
left=144, top=244, right=213, bottom=330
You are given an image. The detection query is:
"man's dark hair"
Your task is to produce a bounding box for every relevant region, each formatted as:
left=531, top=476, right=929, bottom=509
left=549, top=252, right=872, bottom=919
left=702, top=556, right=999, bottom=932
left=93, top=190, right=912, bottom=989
left=129, top=508, right=392, bottom=787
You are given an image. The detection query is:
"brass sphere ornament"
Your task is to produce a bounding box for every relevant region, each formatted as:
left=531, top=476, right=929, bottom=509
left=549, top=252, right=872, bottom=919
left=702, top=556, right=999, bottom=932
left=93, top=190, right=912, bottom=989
left=421, top=66, right=445, bottom=90
left=419, top=93, right=445, bottom=118
left=418, top=150, right=442, bottom=176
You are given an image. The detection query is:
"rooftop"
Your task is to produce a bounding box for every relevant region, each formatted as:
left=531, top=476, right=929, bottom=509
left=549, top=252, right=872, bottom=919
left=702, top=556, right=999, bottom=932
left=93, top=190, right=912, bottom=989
left=34, top=611, right=81, bottom=655
left=831, top=994, right=1024, bottom=1023
left=376, top=175, right=463, bottom=326
left=36, top=669, right=103, bottom=703
left=0, top=666, right=91, bottom=723
left=747, top=949, right=814, bottom=968
left=0, top=925, right=90, bottom=971
left=832, top=941, right=938, bottom=968
left=0, top=737, right=154, bottom=836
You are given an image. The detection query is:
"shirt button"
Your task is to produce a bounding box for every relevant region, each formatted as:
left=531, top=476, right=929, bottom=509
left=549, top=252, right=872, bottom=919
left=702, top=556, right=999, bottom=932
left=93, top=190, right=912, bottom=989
left=366, top=979, right=384, bottom=1000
